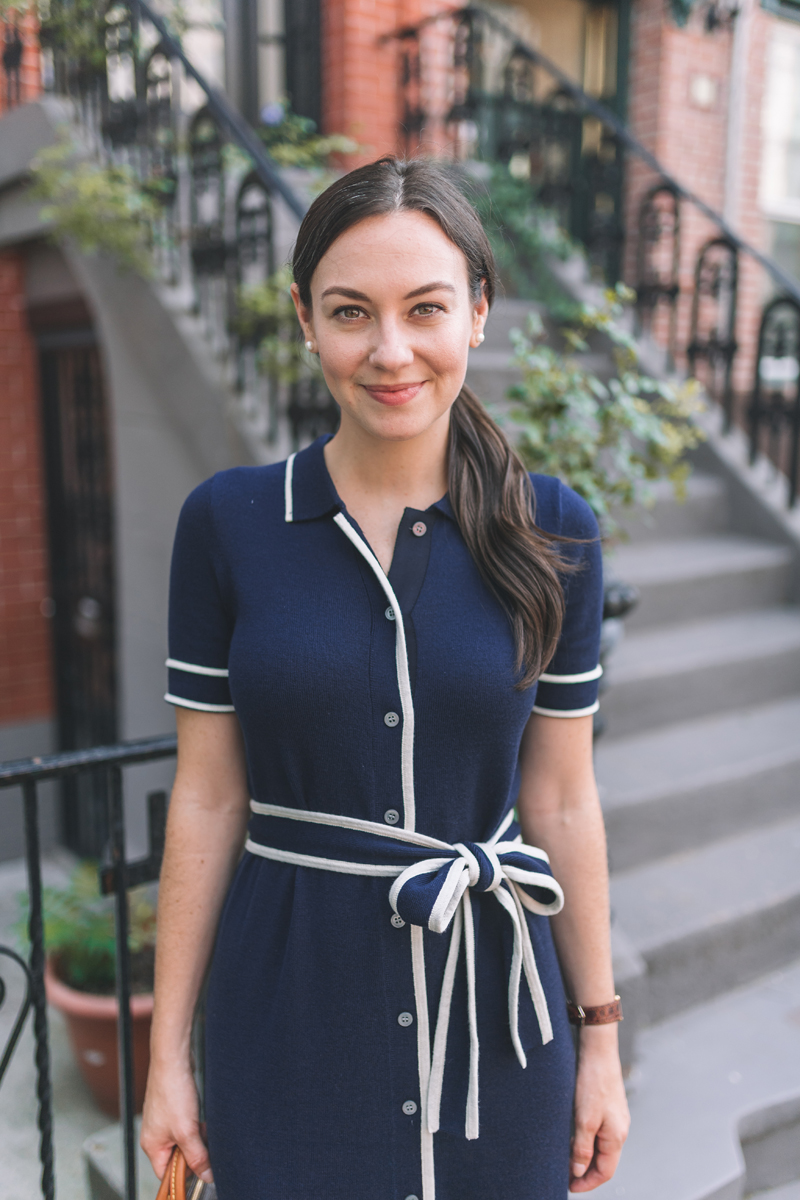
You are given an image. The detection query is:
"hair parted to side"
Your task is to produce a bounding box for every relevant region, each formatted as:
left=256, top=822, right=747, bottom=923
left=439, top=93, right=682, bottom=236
left=292, top=156, right=570, bottom=687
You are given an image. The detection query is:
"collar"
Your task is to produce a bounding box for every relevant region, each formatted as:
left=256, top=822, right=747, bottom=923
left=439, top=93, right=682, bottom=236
left=287, top=435, right=342, bottom=522
left=285, top=433, right=456, bottom=525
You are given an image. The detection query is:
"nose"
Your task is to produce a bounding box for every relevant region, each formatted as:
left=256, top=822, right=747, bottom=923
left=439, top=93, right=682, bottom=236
left=368, top=318, right=415, bottom=373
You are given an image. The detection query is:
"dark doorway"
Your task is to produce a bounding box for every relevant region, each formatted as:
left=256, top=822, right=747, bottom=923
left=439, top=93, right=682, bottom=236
left=32, top=302, right=118, bottom=856
left=284, top=0, right=321, bottom=127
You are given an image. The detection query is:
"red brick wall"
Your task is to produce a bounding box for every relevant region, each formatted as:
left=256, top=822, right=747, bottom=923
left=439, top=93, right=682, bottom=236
left=0, top=249, right=54, bottom=726
left=624, top=0, right=774, bottom=400
left=0, top=12, right=42, bottom=116
left=320, top=0, right=458, bottom=165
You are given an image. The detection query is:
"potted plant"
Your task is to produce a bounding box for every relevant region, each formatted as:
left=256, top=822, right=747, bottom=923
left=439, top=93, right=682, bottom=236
left=19, top=862, right=157, bottom=1116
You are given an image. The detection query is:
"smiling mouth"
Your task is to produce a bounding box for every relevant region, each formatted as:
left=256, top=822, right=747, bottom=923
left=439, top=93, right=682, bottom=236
left=361, top=382, right=427, bottom=406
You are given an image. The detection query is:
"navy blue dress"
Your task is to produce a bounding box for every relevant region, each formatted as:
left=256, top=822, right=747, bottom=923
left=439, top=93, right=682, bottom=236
left=166, top=434, right=603, bottom=1200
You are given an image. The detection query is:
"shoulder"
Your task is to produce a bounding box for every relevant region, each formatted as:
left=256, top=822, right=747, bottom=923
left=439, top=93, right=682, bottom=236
left=179, top=462, right=288, bottom=529
left=529, top=473, right=599, bottom=541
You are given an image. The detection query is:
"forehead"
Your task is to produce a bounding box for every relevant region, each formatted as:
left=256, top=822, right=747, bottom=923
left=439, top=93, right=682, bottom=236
left=312, top=210, right=470, bottom=296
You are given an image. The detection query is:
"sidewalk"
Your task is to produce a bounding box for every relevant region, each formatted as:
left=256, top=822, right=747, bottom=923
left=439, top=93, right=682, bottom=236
left=0, top=854, right=153, bottom=1200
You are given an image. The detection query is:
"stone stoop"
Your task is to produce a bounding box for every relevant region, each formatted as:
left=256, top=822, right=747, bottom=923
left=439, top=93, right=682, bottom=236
left=593, top=460, right=800, bottom=1197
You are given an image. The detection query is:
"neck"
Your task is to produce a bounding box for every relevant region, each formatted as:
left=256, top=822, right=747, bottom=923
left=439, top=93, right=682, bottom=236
left=324, top=411, right=450, bottom=512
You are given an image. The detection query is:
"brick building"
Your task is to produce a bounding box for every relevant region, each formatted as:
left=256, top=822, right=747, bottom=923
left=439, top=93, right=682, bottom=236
left=1, top=0, right=799, bottom=857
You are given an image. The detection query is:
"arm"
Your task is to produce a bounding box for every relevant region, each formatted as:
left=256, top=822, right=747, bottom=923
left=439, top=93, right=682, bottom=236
left=141, top=708, right=250, bottom=1184
left=516, top=711, right=629, bottom=1192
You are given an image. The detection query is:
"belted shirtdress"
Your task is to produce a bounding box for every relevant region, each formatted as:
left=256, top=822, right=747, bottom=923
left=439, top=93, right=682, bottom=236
left=165, top=434, right=603, bottom=1200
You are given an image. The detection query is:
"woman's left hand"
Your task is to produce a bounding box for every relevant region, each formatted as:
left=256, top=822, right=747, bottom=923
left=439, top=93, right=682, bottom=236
left=569, top=1026, right=630, bottom=1192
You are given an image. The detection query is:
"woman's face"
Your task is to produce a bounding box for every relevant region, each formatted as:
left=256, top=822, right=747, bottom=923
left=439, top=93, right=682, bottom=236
left=291, top=210, right=489, bottom=443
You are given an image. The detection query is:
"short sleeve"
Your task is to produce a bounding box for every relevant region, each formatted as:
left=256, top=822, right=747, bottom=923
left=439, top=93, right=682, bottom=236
left=532, top=482, right=604, bottom=718
left=165, top=478, right=235, bottom=712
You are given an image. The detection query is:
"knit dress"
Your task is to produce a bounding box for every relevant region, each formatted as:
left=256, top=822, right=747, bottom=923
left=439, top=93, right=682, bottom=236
left=165, top=433, right=604, bottom=1200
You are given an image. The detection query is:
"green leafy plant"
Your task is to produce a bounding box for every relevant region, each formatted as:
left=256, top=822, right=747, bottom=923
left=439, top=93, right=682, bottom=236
left=236, top=265, right=323, bottom=384
left=31, top=139, right=161, bottom=275
left=502, top=284, right=705, bottom=534
left=16, top=861, right=157, bottom=994
left=256, top=105, right=359, bottom=170
left=466, top=163, right=580, bottom=319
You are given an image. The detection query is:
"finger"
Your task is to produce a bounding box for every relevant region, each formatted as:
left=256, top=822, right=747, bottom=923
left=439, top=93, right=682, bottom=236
left=179, top=1128, right=214, bottom=1184
left=143, top=1144, right=175, bottom=1183
left=569, top=1135, right=626, bottom=1192
left=570, top=1123, right=598, bottom=1182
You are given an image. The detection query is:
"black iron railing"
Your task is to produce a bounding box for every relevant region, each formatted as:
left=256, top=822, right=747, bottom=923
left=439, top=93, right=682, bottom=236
left=0, top=735, right=177, bottom=1200
left=390, top=5, right=800, bottom=508
left=30, top=0, right=337, bottom=460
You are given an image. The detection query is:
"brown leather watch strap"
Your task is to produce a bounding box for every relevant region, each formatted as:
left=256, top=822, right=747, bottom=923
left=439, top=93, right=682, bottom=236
left=567, top=996, right=623, bottom=1027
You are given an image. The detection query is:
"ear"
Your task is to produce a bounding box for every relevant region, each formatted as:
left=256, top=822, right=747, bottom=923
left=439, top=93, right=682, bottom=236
left=290, top=282, right=315, bottom=345
left=470, top=280, right=490, bottom=348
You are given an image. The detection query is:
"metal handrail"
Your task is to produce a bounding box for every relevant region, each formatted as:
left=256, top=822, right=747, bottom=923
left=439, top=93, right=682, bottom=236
left=0, top=734, right=179, bottom=1200
left=134, top=0, right=307, bottom=221
left=389, top=4, right=800, bottom=310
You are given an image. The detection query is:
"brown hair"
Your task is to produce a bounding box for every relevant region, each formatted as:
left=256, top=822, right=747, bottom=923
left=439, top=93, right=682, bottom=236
left=292, top=157, right=567, bottom=686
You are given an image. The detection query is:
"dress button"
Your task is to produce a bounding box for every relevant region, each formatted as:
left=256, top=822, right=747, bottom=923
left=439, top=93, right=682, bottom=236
left=397, top=1011, right=414, bottom=1027
left=385, top=606, right=395, bottom=621
left=391, top=913, right=406, bottom=928
left=411, top=521, right=427, bottom=537
left=404, top=1195, right=420, bottom=1200
left=384, top=808, right=400, bottom=825
left=402, top=1100, right=418, bottom=1116
left=384, top=711, right=400, bottom=727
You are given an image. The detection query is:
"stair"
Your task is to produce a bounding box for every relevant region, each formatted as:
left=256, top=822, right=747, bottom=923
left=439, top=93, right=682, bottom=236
left=593, top=467, right=800, bottom=1198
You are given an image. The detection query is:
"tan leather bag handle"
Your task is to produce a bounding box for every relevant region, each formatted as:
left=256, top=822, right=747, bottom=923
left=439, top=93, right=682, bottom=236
left=156, top=1147, right=188, bottom=1200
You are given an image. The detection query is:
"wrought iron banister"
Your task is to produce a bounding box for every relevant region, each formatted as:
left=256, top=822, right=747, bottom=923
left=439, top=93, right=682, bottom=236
left=133, top=0, right=306, bottom=221
left=391, top=4, right=800, bottom=507
left=0, top=735, right=178, bottom=1200
left=390, top=3, right=800, bottom=308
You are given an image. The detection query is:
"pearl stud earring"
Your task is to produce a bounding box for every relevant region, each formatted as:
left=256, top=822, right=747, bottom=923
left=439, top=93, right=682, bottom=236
left=305, top=340, right=315, bottom=353
left=476, top=332, right=485, bottom=344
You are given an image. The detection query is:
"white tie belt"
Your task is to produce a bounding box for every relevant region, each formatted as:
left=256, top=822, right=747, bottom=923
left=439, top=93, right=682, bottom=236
left=245, top=801, right=564, bottom=1141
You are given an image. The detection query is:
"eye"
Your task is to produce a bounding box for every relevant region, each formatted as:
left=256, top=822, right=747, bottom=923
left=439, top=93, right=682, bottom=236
left=333, top=305, right=365, bottom=320
left=413, top=303, right=444, bottom=317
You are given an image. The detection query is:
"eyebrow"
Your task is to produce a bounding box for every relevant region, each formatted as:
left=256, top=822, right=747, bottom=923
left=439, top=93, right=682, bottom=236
left=320, top=281, right=457, bottom=301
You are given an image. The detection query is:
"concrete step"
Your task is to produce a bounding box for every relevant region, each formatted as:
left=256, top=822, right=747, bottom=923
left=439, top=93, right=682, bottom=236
left=615, top=473, right=730, bottom=542
left=749, top=1184, right=800, bottom=1200
left=593, top=960, right=800, bottom=1200
left=610, top=815, right=800, bottom=1024
left=602, top=607, right=800, bottom=736
left=596, top=695, right=800, bottom=871
left=607, top=536, right=793, bottom=630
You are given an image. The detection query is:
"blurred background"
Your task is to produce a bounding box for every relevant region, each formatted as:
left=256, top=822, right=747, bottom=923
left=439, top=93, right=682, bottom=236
left=1, top=0, right=800, bottom=1197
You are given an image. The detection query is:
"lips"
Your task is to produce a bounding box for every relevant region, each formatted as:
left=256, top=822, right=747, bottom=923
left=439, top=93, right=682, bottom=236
left=361, top=382, right=426, bottom=407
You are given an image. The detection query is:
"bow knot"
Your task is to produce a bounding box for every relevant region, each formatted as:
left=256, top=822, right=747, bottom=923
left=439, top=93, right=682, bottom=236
left=387, top=828, right=564, bottom=1141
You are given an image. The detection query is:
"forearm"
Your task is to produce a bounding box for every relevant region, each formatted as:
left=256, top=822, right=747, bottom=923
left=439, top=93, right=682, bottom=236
left=516, top=713, right=615, bottom=1010
left=521, top=788, right=614, bottom=1009
left=151, top=790, right=248, bottom=1065
left=151, top=709, right=250, bottom=1067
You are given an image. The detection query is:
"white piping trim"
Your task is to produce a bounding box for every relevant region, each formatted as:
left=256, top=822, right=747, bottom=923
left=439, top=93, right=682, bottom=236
left=412, top=924, right=435, bottom=1199
left=333, top=512, right=416, bottom=833
left=250, top=800, right=450, bottom=850
left=331, top=509, right=430, bottom=1194
left=284, top=452, right=297, bottom=522
left=532, top=701, right=600, bottom=718
left=165, top=657, right=229, bottom=677
left=538, top=664, right=602, bottom=684
left=163, top=693, right=235, bottom=712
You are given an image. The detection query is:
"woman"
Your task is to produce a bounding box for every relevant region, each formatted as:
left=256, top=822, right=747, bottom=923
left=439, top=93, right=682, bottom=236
left=142, top=157, right=629, bottom=1200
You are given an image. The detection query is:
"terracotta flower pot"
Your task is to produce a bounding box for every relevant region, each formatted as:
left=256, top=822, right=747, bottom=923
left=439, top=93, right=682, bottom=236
left=44, top=957, right=153, bottom=1117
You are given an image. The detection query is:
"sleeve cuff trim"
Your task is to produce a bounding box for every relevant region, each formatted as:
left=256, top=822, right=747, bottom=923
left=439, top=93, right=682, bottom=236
left=539, top=665, right=602, bottom=684
left=532, top=701, right=600, bottom=718
left=164, top=693, right=235, bottom=712
left=166, top=658, right=229, bottom=677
